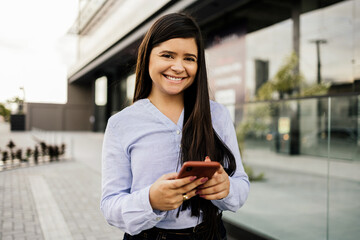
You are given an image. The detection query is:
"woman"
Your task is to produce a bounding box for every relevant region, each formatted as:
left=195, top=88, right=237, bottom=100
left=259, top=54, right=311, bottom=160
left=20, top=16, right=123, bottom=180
left=101, top=13, right=249, bottom=240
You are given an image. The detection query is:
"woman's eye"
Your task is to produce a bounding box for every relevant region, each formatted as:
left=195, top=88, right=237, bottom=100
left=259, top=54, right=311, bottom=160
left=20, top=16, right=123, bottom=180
left=161, top=54, right=173, bottom=59
left=185, top=57, right=196, bottom=62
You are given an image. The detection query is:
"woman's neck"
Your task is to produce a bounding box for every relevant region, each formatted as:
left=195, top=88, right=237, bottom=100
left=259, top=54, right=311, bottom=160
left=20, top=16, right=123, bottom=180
left=148, top=93, right=184, bottom=124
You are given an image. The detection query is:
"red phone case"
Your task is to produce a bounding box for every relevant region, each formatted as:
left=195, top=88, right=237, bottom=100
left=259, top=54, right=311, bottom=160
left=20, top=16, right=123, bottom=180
left=176, top=161, right=220, bottom=179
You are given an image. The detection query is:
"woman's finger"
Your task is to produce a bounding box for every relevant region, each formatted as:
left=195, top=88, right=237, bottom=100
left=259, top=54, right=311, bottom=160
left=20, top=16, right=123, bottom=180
left=179, top=177, right=208, bottom=193
left=160, top=172, right=179, bottom=180
left=181, top=188, right=198, bottom=201
left=199, top=172, right=225, bottom=189
left=169, top=175, right=198, bottom=189
left=198, top=190, right=228, bottom=200
left=196, top=182, right=227, bottom=195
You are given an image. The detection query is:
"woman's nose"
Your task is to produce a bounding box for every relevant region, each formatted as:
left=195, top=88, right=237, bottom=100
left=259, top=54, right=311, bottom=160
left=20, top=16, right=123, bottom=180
left=170, top=60, right=185, bottom=73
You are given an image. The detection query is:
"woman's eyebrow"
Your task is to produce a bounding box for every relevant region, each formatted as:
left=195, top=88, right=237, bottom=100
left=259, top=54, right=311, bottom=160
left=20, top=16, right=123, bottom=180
left=159, top=50, right=197, bottom=59
left=159, top=50, right=176, bottom=55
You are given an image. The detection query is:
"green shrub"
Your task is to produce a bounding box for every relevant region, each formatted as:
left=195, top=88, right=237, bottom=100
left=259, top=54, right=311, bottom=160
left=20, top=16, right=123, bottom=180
left=0, top=103, right=11, bottom=122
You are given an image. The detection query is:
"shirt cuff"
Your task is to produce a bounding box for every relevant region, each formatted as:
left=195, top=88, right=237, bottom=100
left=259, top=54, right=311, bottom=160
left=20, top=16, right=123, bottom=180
left=140, top=185, right=167, bottom=223
left=211, top=178, right=238, bottom=212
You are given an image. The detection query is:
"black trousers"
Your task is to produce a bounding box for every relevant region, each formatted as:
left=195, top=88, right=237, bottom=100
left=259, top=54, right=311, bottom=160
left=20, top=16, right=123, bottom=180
left=123, top=220, right=227, bottom=240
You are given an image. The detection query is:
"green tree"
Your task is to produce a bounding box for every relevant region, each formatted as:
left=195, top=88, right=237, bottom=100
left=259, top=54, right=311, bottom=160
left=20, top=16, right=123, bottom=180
left=256, top=52, right=330, bottom=100
left=0, top=103, right=11, bottom=122
left=236, top=104, right=269, bottom=181
left=7, top=96, right=24, bottom=114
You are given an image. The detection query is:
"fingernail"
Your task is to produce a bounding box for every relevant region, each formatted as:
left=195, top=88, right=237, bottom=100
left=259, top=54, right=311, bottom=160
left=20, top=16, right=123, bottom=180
left=201, top=177, right=208, bottom=183
left=190, top=176, right=197, bottom=181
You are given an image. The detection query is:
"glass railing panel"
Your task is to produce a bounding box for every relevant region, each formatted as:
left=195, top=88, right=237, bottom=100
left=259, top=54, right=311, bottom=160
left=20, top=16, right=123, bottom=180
left=223, top=99, right=329, bottom=240
left=328, top=96, right=359, bottom=160
left=300, top=97, right=330, bottom=158
left=328, top=95, right=360, bottom=240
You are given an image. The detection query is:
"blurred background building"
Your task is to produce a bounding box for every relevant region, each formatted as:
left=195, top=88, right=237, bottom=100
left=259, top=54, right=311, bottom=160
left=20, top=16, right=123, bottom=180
left=25, top=0, right=360, bottom=239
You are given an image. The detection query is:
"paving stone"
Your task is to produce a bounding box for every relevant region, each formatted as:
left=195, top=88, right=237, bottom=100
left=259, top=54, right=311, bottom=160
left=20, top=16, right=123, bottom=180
left=0, top=125, right=125, bottom=239
left=0, top=157, right=124, bottom=240
left=2, top=235, right=13, bottom=240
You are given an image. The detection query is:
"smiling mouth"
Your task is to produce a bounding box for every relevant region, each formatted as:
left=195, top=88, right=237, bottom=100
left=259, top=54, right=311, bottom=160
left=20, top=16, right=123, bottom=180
left=163, top=74, right=185, bottom=81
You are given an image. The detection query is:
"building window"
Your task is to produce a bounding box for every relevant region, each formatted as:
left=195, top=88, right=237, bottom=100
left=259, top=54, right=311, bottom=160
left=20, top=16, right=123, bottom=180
left=126, top=73, right=136, bottom=101
left=95, top=76, right=107, bottom=106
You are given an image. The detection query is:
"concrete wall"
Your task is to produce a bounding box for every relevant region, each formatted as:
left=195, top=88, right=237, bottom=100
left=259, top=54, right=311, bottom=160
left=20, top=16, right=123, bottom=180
left=25, top=102, right=92, bottom=131
left=67, top=82, right=93, bottom=105
left=25, top=82, right=93, bottom=131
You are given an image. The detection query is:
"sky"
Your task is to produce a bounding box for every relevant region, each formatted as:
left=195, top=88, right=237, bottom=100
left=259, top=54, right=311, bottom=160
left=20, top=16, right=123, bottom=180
left=0, top=0, right=78, bottom=104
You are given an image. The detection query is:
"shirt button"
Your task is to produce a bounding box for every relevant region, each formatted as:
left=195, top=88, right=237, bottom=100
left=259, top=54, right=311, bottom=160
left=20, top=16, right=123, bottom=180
left=156, top=217, right=161, bottom=221
left=176, top=130, right=181, bottom=135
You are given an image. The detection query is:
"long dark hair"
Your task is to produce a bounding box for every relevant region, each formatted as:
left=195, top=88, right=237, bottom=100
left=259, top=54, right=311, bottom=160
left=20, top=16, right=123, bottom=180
left=133, top=13, right=236, bottom=239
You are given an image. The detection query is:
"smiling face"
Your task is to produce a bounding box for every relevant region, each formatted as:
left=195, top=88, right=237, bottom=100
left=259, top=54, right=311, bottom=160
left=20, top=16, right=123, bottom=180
left=148, top=38, right=198, bottom=101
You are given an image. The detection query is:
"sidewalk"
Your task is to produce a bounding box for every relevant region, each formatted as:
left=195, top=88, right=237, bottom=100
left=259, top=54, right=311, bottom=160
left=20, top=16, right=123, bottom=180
left=0, top=122, right=123, bottom=240
left=227, top=147, right=360, bottom=240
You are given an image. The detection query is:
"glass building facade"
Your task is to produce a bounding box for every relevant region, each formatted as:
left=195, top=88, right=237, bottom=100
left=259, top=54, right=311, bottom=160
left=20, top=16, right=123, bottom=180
left=202, top=1, right=360, bottom=239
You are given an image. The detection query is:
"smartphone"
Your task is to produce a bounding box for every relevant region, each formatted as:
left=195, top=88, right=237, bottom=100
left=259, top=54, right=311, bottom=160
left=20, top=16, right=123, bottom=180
left=176, top=161, right=220, bottom=179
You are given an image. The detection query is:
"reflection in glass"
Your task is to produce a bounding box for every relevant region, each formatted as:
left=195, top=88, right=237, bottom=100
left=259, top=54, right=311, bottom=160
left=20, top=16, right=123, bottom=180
left=220, top=1, right=360, bottom=239
left=300, top=1, right=355, bottom=93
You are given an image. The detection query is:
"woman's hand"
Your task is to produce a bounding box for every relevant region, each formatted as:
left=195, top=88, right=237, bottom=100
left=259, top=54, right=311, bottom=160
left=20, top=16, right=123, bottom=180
left=149, top=173, right=208, bottom=211
left=195, top=157, right=230, bottom=200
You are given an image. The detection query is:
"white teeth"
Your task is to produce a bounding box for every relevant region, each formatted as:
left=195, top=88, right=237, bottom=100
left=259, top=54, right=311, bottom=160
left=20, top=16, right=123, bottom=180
left=166, top=75, right=183, bottom=81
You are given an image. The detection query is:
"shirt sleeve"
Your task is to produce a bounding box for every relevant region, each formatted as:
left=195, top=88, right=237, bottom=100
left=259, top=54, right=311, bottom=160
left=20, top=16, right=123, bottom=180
left=100, top=118, right=166, bottom=235
left=211, top=105, right=250, bottom=212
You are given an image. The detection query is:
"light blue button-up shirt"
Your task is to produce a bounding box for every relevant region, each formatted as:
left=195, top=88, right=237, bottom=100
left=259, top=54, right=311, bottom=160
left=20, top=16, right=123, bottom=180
left=100, top=99, right=249, bottom=235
